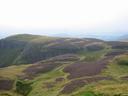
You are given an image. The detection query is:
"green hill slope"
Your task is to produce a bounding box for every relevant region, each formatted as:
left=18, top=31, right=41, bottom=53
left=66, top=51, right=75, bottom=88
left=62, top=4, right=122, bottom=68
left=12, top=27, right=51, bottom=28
left=0, top=34, right=104, bottom=67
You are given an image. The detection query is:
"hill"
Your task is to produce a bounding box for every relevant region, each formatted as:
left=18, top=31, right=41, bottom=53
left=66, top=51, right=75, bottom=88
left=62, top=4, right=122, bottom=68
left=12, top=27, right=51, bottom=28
left=117, top=35, right=128, bottom=41
left=0, top=34, right=104, bottom=67
left=0, top=34, right=128, bottom=96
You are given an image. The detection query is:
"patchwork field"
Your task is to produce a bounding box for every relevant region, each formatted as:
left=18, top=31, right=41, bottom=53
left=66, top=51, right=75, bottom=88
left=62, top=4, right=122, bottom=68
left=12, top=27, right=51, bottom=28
left=0, top=34, right=128, bottom=96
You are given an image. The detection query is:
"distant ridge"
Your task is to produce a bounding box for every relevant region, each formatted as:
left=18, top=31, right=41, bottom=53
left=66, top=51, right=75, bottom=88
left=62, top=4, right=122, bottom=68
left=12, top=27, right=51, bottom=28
left=118, top=34, right=128, bottom=41
left=0, top=34, right=104, bottom=67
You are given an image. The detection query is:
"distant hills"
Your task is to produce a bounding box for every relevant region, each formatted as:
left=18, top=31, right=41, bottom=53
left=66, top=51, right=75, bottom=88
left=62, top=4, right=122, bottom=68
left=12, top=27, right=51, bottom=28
left=42, top=32, right=128, bottom=41
left=118, top=35, right=128, bottom=41
left=51, top=32, right=125, bottom=41
left=1, top=32, right=128, bottom=41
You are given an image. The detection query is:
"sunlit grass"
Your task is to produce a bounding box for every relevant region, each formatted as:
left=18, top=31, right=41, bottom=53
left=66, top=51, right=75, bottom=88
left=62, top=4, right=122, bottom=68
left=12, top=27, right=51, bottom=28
left=0, top=64, right=31, bottom=79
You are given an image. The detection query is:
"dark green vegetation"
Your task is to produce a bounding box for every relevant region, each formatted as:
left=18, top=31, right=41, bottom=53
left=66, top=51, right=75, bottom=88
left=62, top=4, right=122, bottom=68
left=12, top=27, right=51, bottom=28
left=0, top=34, right=128, bottom=96
left=16, top=80, right=32, bottom=96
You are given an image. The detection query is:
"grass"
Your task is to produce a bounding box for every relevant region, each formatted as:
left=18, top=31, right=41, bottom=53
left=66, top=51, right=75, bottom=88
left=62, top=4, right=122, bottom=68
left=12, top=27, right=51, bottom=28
left=0, top=63, right=69, bottom=96
left=0, top=34, right=58, bottom=66
left=79, top=92, right=95, bottom=96
left=5, top=34, right=42, bottom=42
left=71, top=54, right=128, bottom=96
left=1, top=54, right=128, bottom=96
left=102, top=55, right=128, bottom=79
left=0, top=91, right=22, bottom=96
left=1, top=53, right=128, bottom=96
left=69, top=83, right=95, bottom=96
left=0, top=48, right=24, bottom=67
left=0, top=63, right=70, bottom=96
left=102, top=62, right=128, bottom=78
left=93, top=54, right=128, bottom=96
left=70, top=80, right=128, bottom=96
left=28, top=65, right=69, bottom=96
left=0, top=64, right=31, bottom=79
left=78, top=47, right=110, bottom=61
left=93, top=81, right=128, bottom=96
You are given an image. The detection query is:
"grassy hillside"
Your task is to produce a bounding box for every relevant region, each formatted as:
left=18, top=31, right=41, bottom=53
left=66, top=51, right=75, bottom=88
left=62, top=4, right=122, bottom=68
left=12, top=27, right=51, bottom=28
left=0, top=34, right=128, bottom=96
left=0, top=34, right=104, bottom=67
left=0, top=34, right=58, bottom=67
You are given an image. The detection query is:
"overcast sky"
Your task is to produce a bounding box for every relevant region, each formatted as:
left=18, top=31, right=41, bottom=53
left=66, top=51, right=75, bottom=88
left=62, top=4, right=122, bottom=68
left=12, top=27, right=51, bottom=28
left=0, top=0, right=128, bottom=37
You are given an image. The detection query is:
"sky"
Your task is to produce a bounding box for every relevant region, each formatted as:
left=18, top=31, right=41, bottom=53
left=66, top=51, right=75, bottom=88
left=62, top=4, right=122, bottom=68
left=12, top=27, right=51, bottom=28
left=0, top=0, right=128, bottom=39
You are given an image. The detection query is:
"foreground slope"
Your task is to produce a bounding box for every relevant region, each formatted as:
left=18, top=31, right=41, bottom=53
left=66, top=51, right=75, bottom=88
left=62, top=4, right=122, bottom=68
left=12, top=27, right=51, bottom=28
left=0, top=34, right=128, bottom=96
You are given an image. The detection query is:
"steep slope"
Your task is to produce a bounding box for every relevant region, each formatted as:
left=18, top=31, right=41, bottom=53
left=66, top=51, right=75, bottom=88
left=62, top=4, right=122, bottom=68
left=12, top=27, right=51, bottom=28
left=0, top=34, right=57, bottom=67
left=0, top=34, right=33, bottom=67
left=0, top=34, right=104, bottom=67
